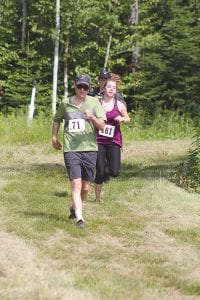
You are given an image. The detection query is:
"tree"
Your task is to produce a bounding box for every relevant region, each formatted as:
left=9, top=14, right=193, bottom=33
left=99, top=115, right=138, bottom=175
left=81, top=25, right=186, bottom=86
left=0, top=0, right=199, bottom=116
left=52, top=0, right=60, bottom=116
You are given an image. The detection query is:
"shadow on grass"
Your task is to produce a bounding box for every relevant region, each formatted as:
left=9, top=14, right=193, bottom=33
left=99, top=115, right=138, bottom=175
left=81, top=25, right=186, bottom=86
left=121, top=155, right=186, bottom=183
left=1, top=156, right=186, bottom=191
left=19, top=210, right=68, bottom=222
left=0, top=162, right=65, bottom=176
left=28, top=163, right=66, bottom=175
left=54, top=191, right=69, bottom=197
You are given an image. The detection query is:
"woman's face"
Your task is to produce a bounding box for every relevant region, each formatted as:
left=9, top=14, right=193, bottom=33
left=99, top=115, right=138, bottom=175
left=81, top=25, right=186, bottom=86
left=104, top=80, right=116, bottom=97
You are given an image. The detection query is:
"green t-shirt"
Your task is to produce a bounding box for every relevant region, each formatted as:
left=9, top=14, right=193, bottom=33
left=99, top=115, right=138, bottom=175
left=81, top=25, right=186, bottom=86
left=54, top=95, right=106, bottom=152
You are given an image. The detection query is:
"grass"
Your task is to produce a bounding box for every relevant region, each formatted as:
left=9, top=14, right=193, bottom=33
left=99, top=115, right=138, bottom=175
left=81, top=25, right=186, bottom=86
left=1, top=136, right=200, bottom=299
left=122, top=110, right=196, bottom=141
left=0, top=113, right=200, bottom=299
left=0, top=109, right=197, bottom=146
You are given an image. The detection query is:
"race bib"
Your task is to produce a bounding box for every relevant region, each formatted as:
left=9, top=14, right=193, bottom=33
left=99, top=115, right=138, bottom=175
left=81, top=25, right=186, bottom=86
left=99, top=124, right=115, bottom=138
left=68, top=119, right=85, bottom=132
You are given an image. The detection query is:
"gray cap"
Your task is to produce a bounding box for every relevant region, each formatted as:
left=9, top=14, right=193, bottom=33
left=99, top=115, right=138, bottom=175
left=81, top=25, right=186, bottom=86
left=75, top=74, right=91, bottom=87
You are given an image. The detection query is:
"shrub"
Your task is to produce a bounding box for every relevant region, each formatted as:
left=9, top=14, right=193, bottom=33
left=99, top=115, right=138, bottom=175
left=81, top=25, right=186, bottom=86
left=174, top=129, right=200, bottom=193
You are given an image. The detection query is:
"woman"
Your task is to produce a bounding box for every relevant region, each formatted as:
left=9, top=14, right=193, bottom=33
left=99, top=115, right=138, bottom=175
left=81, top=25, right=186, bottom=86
left=95, top=78, right=130, bottom=201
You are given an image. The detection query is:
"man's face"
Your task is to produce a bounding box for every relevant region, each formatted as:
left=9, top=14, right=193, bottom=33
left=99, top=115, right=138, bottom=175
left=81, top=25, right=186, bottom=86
left=75, top=84, right=89, bottom=99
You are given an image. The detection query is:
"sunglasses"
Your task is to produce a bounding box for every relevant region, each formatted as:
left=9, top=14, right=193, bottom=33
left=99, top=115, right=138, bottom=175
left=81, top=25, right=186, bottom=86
left=76, top=84, right=89, bottom=91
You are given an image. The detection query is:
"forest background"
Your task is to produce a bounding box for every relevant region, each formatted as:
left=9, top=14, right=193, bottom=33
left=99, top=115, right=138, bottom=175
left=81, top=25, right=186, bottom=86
left=1, top=3, right=200, bottom=298
left=0, top=0, right=199, bottom=115
left=0, top=0, right=199, bottom=191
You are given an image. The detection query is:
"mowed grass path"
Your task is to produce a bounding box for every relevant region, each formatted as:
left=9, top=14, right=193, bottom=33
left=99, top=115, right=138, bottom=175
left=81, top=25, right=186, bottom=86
left=0, top=139, right=200, bottom=300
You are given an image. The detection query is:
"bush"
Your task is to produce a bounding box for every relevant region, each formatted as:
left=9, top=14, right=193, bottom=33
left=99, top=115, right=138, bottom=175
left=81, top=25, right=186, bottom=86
left=174, top=129, right=200, bottom=193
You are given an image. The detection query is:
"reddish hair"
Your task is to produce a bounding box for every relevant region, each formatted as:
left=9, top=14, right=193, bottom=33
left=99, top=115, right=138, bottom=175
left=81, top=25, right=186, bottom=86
left=104, top=73, right=121, bottom=89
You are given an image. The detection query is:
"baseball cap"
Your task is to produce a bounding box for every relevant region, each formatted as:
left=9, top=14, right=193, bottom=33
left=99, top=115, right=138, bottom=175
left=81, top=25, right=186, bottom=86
left=75, top=74, right=91, bottom=87
left=99, top=70, right=112, bottom=79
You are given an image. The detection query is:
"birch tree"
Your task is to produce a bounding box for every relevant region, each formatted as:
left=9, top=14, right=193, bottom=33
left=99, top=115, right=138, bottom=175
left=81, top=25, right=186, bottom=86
left=52, top=0, right=60, bottom=116
left=21, top=0, right=27, bottom=48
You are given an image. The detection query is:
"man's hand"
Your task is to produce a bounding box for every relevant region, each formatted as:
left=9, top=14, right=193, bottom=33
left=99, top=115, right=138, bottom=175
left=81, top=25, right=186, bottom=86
left=84, top=109, right=94, bottom=120
left=52, top=136, right=62, bottom=150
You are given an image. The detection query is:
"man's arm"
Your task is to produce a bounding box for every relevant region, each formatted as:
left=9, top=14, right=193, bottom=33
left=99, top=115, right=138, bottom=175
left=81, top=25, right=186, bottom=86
left=52, top=121, right=62, bottom=150
left=90, top=115, right=105, bottom=131
left=84, top=110, right=105, bottom=131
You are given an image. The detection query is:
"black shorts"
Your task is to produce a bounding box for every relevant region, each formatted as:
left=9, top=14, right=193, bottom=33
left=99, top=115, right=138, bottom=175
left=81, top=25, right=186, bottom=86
left=64, top=151, right=97, bottom=182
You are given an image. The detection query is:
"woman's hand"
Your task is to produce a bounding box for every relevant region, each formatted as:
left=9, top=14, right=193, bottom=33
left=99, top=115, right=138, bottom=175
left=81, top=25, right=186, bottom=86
left=114, top=115, right=125, bottom=123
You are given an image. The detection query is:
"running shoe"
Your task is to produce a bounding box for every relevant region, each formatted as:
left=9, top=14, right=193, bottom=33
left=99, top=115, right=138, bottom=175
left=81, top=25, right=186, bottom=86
left=68, top=206, right=76, bottom=219
left=76, top=219, right=85, bottom=229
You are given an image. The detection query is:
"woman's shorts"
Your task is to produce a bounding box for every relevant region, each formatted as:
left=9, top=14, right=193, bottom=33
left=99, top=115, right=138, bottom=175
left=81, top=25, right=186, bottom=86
left=64, top=151, right=97, bottom=182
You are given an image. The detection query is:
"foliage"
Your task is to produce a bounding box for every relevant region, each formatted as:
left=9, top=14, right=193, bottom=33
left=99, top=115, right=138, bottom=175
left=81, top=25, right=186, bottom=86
left=0, top=0, right=199, bottom=115
left=174, top=129, right=200, bottom=193
left=123, top=0, right=200, bottom=114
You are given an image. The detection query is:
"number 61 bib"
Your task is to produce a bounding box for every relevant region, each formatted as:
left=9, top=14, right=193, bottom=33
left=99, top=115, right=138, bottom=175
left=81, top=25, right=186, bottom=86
left=68, top=119, right=85, bottom=132
left=99, top=124, right=115, bottom=138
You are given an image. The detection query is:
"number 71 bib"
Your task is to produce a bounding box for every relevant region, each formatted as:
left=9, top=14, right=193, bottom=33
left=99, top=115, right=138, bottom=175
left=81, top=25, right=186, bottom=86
left=68, top=119, right=85, bottom=132
left=99, top=124, right=115, bottom=138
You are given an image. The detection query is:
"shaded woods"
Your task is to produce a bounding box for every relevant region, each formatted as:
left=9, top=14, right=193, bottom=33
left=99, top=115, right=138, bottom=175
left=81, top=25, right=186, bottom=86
left=0, top=0, right=199, bottom=116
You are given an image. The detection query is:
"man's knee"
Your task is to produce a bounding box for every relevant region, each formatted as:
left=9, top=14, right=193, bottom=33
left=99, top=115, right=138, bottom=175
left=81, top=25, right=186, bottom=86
left=71, top=178, right=82, bottom=191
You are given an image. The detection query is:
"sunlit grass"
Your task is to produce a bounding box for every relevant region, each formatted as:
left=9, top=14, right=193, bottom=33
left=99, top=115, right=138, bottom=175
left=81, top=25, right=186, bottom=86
left=122, top=109, right=196, bottom=141
left=0, top=115, right=200, bottom=299
left=0, top=110, right=197, bottom=146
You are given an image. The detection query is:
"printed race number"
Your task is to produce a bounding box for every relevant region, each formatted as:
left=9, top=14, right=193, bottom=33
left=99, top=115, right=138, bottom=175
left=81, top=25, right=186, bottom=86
left=68, top=119, right=85, bottom=132
left=99, top=124, right=115, bottom=138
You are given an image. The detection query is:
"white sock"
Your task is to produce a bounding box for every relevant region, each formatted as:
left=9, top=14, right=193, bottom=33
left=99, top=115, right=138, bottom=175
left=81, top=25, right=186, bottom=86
left=75, top=208, right=84, bottom=222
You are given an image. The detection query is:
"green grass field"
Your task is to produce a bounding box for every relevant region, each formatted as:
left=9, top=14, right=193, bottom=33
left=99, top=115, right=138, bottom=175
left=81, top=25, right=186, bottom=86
left=1, top=135, right=200, bottom=299
left=0, top=113, right=200, bottom=299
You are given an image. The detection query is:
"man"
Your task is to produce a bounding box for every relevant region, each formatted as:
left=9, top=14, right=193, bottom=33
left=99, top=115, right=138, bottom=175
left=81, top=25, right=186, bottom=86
left=89, top=70, right=112, bottom=97
left=52, top=74, right=106, bottom=228
left=89, top=70, right=126, bottom=106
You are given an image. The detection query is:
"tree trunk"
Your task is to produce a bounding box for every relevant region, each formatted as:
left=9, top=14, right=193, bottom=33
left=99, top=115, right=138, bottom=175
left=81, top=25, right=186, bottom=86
left=52, top=0, right=60, bottom=116
left=21, top=0, right=27, bottom=48
left=129, top=0, right=139, bottom=25
left=104, top=32, right=112, bottom=70
left=129, top=0, right=139, bottom=73
left=63, top=39, right=69, bottom=98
